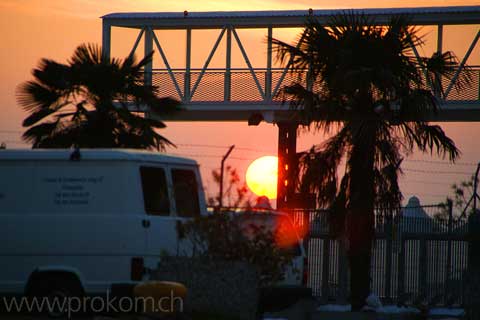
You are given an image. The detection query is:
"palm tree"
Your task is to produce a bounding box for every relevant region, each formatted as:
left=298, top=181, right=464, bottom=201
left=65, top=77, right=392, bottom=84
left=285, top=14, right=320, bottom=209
left=17, top=43, right=179, bottom=150
left=272, top=13, right=470, bottom=310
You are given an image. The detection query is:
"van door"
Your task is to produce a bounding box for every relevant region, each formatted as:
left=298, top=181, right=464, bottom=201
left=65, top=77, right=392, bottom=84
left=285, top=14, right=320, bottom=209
left=138, top=166, right=179, bottom=270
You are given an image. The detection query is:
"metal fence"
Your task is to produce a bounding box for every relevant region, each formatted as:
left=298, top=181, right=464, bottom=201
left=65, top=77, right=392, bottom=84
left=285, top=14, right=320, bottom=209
left=291, top=205, right=469, bottom=306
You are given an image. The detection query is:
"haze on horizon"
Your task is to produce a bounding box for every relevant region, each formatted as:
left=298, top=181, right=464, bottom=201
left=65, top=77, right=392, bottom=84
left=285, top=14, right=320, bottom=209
left=1, top=0, right=479, bottom=205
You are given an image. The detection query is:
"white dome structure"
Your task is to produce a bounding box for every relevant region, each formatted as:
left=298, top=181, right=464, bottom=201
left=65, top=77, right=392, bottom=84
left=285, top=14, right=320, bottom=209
left=399, top=196, right=437, bottom=233
left=401, top=196, right=430, bottom=219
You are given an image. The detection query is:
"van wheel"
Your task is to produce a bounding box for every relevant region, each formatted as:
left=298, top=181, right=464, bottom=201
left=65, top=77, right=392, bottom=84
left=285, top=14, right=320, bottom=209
left=28, top=274, right=83, bottom=318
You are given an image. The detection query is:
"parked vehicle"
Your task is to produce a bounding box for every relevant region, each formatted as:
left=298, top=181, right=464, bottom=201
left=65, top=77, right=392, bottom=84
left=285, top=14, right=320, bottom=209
left=232, top=210, right=308, bottom=286
left=0, top=149, right=307, bottom=308
left=231, top=211, right=311, bottom=312
left=0, top=149, right=207, bottom=298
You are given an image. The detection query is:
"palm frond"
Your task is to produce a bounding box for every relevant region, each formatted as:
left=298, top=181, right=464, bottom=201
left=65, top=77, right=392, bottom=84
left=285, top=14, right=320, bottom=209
left=69, top=43, right=105, bottom=66
left=22, top=120, right=64, bottom=148
left=16, top=81, right=62, bottom=112
left=298, top=124, right=350, bottom=207
left=22, top=103, right=64, bottom=127
left=413, top=123, right=460, bottom=161
left=423, top=51, right=473, bottom=97
left=374, top=161, right=403, bottom=212
left=19, top=42, right=179, bottom=150
left=32, top=59, right=72, bottom=90
left=133, top=50, right=155, bottom=71
left=396, top=89, right=437, bottom=121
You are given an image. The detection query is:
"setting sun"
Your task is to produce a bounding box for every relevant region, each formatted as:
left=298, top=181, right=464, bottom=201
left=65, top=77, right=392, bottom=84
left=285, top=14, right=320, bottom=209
left=245, top=156, right=278, bottom=199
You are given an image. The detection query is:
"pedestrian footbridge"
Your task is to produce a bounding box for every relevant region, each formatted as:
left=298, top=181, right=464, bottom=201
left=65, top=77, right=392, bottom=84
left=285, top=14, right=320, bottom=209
left=102, top=6, right=480, bottom=122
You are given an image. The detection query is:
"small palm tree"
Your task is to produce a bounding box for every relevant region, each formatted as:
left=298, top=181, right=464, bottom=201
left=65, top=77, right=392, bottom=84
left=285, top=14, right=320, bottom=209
left=272, top=13, right=470, bottom=310
left=17, top=43, right=179, bottom=150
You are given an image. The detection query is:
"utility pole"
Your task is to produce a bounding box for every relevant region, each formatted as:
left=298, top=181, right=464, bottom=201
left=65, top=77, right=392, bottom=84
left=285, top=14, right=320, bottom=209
left=459, top=162, right=480, bottom=219
left=277, top=122, right=298, bottom=210
left=473, top=162, right=480, bottom=214
left=219, top=145, right=235, bottom=208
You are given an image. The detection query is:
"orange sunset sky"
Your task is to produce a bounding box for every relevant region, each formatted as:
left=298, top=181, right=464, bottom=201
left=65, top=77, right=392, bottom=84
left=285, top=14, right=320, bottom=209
left=1, top=0, right=479, bottom=206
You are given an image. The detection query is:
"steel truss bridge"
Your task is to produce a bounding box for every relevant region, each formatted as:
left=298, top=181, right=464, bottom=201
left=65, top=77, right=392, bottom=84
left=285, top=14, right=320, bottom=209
left=102, top=6, right=480, bottom=208
left=103, top=6, right=480, bottom=122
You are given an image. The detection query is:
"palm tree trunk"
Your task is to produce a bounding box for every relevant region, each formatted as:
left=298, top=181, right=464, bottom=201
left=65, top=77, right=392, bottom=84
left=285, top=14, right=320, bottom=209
left=346, top=124, right=376, bottom=311
left=466, top=213, right=480, bottom=319
left=347, top=212, right=374, bottom=311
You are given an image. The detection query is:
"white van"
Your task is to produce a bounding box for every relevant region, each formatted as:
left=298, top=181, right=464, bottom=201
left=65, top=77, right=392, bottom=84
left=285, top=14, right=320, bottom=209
left=0, top=148, right=308, bottom=313
left=0, top=149, right=207, bottom=298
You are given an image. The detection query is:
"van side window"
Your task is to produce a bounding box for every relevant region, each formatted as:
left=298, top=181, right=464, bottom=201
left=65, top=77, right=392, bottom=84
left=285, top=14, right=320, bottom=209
left=140, top=167, right=170, bottom=216
left=172, top=169, right=200, bottom=217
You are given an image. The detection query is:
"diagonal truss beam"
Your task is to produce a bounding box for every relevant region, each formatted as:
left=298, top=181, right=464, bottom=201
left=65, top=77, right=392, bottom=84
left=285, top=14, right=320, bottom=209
left=272, top=32, right=306, bottom=98
left=231, top=28, right=266, bottom=99
left=151, top=27, right=184, bottom=100
left=444, top=29, right=480, bottom=99
left=190, top=28, right=227, bottom=100
left=128, top=28, right=145, bottom=59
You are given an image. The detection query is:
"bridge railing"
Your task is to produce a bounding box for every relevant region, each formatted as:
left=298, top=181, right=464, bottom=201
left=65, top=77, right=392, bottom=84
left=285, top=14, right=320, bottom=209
left=149, top=67, right=480, bottom=105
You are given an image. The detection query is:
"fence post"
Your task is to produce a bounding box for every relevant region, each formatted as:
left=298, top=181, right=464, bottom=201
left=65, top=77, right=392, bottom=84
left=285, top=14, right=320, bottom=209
left=445, top=200, right=453, bottom=304
left=385, top=215, right=393, bottom=302
left=303, top=210, right=311, bottom=252
left=419, top=237, right=428, bottom=299
left=321, top=238, right=330, bottom=302
left=398, top=236, right=405, bottom=303
left=338, top=240, right=349, bottom=304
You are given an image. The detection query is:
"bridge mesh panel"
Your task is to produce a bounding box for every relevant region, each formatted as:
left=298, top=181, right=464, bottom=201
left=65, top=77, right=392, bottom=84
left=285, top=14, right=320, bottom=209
left=150, top=68, right=479, bottom=103
left=151, top=72, right=183, bottom=100
left=271, top=72, right=298, bottom=102
left=189, top=72, right=226, bottom=102
left=231, top=72, right=265, bottom=101
left=443, top=69, right=480, bottom=101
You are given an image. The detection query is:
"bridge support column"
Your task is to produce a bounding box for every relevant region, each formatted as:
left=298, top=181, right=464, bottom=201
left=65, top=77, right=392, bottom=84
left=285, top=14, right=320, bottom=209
left=276, top=122, right=298, bottom=210
left=144, top=28, right=153, bottom=87
left=102, top=20, right=111, bottom=59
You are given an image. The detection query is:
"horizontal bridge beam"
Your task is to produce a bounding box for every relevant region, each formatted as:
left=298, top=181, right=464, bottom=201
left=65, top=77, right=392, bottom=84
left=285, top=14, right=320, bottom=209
left=129, top=101, right=480, bottom=123
left=103, top=6, right=480, bottom=29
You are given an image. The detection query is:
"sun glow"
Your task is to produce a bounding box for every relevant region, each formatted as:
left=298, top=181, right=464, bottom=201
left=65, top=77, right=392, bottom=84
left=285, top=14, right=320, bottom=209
left=245, top=156, right=278, bottom=199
